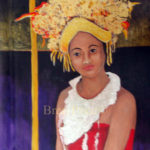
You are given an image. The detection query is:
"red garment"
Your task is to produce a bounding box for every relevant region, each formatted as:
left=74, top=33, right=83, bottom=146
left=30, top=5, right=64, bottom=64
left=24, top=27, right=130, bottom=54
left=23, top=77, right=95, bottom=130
left=67, top=122, right=135, bottom=150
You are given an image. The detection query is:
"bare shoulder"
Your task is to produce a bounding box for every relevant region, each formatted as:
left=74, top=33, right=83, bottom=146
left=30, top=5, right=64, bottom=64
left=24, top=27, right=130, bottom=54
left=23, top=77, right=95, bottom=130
left=59, top=86, right=72, bottom=99
left=111, top=87, right=137, bottom=129
left=56, top=86, right=72, bottom=114
left=116, top=87, right=136, bottom=111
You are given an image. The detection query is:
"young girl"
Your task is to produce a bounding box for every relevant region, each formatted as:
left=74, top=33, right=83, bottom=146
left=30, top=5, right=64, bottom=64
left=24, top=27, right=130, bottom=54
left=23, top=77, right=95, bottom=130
left=16, top=0, right=139, bottom=149
left=55, top=29, right=136, bottom=150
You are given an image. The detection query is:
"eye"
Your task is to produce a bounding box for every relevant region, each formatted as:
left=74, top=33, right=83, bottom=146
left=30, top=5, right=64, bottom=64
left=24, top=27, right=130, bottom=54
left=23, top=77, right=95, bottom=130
left=73, top=52, right=81, bottom=56
left=90, top=48, right=97, bottom=53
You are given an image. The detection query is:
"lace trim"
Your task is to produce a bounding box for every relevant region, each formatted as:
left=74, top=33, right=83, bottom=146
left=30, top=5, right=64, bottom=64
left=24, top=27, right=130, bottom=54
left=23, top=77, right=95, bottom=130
left=94, top=132, right=99, bottom=150
left=59, top=72, right=120, bottom=145
left=82, top=133, right=88, bottom=150
left=94, top=120, right=100, bottom=150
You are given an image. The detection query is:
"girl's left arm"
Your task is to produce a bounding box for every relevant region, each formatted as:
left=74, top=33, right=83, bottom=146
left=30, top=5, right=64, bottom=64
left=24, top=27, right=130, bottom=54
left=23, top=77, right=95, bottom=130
left=103, top=89, right=137, bottom=150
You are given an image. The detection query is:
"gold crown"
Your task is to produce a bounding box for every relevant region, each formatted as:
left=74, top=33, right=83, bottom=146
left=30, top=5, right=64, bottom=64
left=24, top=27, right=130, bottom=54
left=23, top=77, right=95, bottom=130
left=16, top=0, right=140, bottom=72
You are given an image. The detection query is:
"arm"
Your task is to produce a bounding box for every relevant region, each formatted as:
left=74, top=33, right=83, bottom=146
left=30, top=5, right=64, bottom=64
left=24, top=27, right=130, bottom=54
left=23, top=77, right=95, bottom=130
left=103, top=89, right=137, bottom=150
left=55, top=87, right=71, bottom=150
left=55, top=91, right=65, bottom=150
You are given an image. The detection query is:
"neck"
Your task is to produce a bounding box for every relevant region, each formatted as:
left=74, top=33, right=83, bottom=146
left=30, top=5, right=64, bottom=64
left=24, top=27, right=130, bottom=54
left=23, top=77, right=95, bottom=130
left=77, top=71, right=110, bottom=99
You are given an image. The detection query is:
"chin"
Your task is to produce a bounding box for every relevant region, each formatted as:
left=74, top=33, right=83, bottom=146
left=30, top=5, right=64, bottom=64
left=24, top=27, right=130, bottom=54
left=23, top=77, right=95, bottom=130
left=78, top=69, right=101, bottom=79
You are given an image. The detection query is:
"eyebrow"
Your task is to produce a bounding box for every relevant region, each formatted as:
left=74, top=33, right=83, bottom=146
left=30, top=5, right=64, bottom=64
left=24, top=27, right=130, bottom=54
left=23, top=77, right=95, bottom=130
left=88, top=44, right=99, bottom=48
left=70, top=47, right=81, bottom=52
left=70, top=44, right=99, bottom=52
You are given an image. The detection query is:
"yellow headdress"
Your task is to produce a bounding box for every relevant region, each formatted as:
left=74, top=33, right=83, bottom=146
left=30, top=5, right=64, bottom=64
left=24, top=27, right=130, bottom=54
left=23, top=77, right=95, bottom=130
left=16, top=0, right=140, bottom=72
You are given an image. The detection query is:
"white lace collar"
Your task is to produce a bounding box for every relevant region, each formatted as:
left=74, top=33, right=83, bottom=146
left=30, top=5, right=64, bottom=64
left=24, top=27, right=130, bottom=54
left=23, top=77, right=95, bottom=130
left=58, top=72, right=121, bottom=145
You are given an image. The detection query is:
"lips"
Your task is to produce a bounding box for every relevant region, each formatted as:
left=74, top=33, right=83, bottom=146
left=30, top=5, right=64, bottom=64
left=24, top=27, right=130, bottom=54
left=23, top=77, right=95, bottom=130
left=83, top=65, right=94, bottom=71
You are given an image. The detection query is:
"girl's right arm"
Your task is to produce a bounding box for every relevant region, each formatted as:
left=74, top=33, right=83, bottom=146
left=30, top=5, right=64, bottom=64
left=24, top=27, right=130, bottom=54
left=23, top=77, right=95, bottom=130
left=55, top=87, right=71, bottom=150
left=55, top=91, right=65, bottom=150
left=56, top=112, right=64, bottom=150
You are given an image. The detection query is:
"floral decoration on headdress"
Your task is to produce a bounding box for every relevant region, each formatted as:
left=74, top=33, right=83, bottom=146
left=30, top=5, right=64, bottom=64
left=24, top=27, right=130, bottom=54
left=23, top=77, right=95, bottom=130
left=15, top=0, right=140, bottom=72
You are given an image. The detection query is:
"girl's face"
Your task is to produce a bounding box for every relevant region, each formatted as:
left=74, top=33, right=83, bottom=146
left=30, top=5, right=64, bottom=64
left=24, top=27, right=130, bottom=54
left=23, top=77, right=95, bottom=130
left=69, top=32, right=106, bottom=78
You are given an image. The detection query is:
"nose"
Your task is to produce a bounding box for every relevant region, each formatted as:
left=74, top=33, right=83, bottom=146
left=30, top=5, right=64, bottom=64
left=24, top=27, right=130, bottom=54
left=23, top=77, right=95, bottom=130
left=83, top=53, right=90, bottom=64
